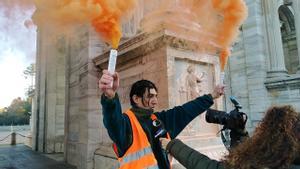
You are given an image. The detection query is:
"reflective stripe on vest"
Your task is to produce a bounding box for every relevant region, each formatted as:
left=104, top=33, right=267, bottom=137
left=147, top=165, right=160, bottom=169
left=120, top=146, right=152, bottom=166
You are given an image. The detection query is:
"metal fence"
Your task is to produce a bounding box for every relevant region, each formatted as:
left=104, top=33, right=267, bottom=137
left=0, top=125, right=30, bottom=145
left=0, top=132, right=31, bottom=145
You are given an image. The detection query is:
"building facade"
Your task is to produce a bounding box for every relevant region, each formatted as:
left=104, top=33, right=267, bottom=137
left=32, top=0, right=300, bottom=169
left=226, top=0, right=300, bottom=132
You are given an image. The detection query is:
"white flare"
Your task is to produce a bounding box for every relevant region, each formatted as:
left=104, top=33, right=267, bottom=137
left=108, top=49, right=118, bottom=87
left=220, top=72, right=225, bottom=84
left=108, top=49, right=118, bottom=74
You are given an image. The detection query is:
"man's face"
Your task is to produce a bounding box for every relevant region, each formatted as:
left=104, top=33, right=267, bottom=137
left=135, top=88, right=158, bottom=110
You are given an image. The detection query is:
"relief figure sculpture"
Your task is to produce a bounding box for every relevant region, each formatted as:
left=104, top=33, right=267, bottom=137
left=177, top=64, right=206, bottom=135
left=185, top=65, right=205, bottom=100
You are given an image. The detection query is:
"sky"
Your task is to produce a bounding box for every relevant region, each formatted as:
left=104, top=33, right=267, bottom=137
left=0, top=1, right=36, bottom=108
left=0, top=0, right=135, bottom=108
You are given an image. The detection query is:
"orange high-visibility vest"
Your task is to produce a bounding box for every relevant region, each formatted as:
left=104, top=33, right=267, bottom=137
left=113, top=109, right=171, bottom=169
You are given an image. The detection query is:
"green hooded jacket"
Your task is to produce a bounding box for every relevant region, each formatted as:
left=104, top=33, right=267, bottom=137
left=166, top=139, right=225, bottom=169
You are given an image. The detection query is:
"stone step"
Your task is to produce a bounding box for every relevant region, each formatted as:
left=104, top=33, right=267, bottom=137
left=197, top=145, right=228, bottom=160
left=178, top=134, right=225, bottom=148
left=176, top=135, right=228, bottom=161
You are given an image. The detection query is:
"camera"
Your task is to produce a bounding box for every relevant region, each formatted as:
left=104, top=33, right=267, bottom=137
left=206, top=96, right=246, bottom=130
left=205, top=96, right=248, bottom=148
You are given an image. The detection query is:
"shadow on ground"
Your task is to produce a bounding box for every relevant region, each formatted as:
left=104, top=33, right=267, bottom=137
left=0, top=145, right=76, bottom=169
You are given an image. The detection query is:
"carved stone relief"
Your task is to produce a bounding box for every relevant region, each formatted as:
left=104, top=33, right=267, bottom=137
left=174, top=59, right=218, bottom=136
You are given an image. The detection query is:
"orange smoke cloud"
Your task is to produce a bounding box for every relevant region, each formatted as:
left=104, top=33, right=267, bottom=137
left=152, top=0, right=247, bottom=71
left=32, top=0, right=136, bottom=49
left=1, top=0, right=33, bottom=9
left=92, top=0, right=136, bottom=49
left=220, top=48, right=230, bottom=71
left=212, top=0, right=248, bottom=71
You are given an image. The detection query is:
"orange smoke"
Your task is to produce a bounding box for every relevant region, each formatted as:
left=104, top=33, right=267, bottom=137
left=150, top=0, right=247, bottom=71
left=92, top=0, right=136, bottom=49
left=220, top=48, right=230, bottom=71
left=32, top=0, right=136, bottom=49
left=212, top=0, right=248, bottom=71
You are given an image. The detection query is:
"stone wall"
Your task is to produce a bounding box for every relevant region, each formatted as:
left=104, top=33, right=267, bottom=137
left=226, top=0, right=300, bottom=132
left=265, top=76, right=300, bottom=110
left=33, top=26, right=66, bottom=153
left=226, top=0, right=270, bottom=131
left=65, top=26, right=106, bottom=169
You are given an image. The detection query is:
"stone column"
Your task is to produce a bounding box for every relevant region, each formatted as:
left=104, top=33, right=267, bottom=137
left=33, top=25, right=67, bottom=153
left=291, top=0, right=300, bottom=73
left=264, top=0, right=288, bottom=78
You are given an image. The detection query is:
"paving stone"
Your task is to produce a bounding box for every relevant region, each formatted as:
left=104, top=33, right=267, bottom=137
left=0, top=145, right=76, bottom=169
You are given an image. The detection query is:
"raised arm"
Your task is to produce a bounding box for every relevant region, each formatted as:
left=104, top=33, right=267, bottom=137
left=156, top=85, right=225, bottom=138
left=99, top=70, right=119, bottom=99
left=161, top=138, right=224, bottom=169
left=99, top=70, right=132, bottom=157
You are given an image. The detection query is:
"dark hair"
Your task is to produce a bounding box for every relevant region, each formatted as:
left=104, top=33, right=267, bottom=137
left=129, top=80, right=158, bottom=107
left=223, top=105, right=300, bottom=169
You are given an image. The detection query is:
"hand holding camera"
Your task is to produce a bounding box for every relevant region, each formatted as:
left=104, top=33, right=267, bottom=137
left=205, top=96, right=248, bottom=148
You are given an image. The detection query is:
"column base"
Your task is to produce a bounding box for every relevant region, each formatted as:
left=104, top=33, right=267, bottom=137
left=267, top=70, right=289, bottom=79
left=297, top=66, right=300, bottom=74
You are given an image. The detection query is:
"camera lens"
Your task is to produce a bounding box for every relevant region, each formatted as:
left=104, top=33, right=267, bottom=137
left=206, top=109, right=228, bottom=126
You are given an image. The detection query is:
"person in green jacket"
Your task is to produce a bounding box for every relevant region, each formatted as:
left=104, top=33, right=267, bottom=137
left=161, top=105, right=300, bottom=169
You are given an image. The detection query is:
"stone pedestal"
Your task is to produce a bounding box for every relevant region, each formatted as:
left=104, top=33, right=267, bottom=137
left=93, top=26, right=226, bottom=168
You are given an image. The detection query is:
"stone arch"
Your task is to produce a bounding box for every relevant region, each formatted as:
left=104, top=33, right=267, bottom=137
left=279, top=5, right=295, bottom=34
left=278, top=5, right=299, bottom=74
